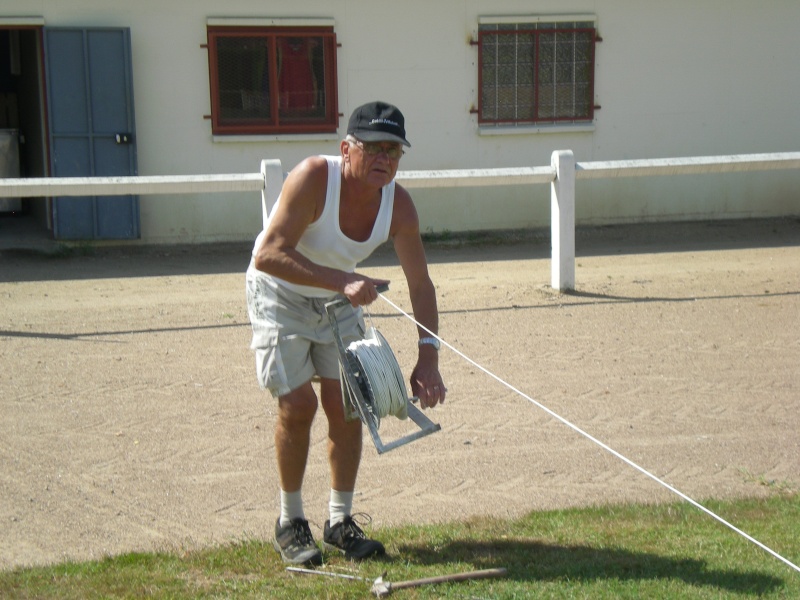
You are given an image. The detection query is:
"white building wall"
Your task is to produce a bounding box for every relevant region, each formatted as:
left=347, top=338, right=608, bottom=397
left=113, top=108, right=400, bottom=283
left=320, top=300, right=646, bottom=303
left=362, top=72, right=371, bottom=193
left=1, top=0, right=799, bottom=243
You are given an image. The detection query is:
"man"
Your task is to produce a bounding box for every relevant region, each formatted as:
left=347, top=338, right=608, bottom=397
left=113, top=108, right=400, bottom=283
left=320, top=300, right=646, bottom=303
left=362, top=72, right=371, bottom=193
left=246, top=101, right=446, bottom=565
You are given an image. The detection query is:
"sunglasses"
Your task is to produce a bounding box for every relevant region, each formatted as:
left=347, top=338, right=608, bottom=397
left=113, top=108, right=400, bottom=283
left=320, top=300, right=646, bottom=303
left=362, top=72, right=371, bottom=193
left=351, top=139, right=405, bottom=159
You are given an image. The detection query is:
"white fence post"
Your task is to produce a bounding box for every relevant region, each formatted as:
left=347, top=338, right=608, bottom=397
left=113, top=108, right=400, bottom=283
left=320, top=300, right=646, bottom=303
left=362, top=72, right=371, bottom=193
left=551, top=150, right=576, bottom=291
left=260, top=159, right=284, bottom=229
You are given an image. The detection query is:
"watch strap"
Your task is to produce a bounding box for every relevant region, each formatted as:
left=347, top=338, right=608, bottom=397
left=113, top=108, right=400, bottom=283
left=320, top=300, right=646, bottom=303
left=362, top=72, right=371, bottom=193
left=418, top=337, right=441, bottom=351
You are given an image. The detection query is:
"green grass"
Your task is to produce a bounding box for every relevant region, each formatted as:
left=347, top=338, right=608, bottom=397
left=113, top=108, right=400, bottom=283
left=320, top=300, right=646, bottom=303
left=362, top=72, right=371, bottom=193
left=2, top=494, right=798, bottom=599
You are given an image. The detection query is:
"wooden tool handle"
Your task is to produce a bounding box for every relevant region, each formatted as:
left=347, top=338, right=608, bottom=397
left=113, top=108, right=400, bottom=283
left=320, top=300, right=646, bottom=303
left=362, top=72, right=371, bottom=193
left=391, top=567, right=508, bottom=590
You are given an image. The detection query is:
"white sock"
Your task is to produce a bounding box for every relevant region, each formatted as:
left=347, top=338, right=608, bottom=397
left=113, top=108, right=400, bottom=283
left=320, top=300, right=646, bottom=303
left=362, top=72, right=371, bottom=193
left=279, top=489, right=305, bottom=527
left=329, top=489, right=353, bottom=527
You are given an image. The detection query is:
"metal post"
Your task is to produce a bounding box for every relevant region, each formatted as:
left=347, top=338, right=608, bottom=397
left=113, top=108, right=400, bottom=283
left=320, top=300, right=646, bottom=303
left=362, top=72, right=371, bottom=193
left=551, top=150, right=576, bottom=291
left=260, top=159, right=284, bottom=229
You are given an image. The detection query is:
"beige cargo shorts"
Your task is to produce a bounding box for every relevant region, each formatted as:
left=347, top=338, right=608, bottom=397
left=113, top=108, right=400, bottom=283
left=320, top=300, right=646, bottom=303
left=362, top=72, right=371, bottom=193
left=245, top=266, right=364, bottom=398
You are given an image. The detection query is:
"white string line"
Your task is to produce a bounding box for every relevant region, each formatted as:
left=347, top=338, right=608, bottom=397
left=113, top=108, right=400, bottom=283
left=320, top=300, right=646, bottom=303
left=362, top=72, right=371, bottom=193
left=378, top=292, right=800, bottom=574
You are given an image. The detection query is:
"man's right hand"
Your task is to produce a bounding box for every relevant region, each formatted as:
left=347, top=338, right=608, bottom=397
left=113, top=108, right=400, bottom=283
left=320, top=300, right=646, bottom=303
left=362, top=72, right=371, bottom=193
left=342, top=276, right=390, bottom=306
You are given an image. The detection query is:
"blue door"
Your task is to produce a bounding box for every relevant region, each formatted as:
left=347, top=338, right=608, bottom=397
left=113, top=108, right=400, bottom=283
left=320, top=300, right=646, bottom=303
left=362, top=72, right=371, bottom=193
left=45, top=28, right=139, bottom=240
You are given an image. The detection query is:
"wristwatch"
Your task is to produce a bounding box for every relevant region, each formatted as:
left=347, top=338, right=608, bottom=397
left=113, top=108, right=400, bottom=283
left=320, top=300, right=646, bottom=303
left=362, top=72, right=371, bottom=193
left=418, top=337, right=441, bottom=351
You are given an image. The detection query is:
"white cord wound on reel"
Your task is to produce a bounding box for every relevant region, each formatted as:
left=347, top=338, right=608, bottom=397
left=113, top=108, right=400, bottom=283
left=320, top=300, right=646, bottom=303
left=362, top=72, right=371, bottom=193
left=345, top=327, right=409, bottom=424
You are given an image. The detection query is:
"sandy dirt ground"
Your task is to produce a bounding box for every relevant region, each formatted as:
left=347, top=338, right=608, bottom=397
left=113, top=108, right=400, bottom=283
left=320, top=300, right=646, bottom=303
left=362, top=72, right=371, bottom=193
left=1, top=218, right=798, bottom=570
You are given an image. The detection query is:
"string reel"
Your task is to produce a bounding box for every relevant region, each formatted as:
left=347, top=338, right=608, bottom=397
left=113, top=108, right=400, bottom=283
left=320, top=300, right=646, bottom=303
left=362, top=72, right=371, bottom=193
left=342, top=322, right=409, bottom=431
left=326, top=285, right=440, bottom=454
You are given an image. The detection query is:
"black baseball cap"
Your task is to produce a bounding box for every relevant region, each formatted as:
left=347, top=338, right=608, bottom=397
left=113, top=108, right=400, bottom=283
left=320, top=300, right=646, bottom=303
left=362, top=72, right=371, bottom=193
left=347, top=101, right=411, bottom=147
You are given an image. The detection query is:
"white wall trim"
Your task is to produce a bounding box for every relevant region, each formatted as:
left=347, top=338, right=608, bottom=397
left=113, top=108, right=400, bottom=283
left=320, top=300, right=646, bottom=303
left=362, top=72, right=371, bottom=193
left=0, top=16, right=45, bottom=26
left=478, top=14, right=596, bottom=25
left=206, top=17, right=335, bottom=27
left=479, top=123, right=595, bottom=136
left=212, top=133, right=340, bottom=144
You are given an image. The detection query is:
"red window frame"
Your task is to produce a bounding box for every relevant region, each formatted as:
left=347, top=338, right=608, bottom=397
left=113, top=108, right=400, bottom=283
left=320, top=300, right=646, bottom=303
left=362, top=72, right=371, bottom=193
left=207, top=26, right=338, bottom=135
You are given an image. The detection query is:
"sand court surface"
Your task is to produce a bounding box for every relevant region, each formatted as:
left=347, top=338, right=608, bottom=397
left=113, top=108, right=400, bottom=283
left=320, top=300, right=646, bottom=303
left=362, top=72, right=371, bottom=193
left=1, top=218, right=798, bottom=569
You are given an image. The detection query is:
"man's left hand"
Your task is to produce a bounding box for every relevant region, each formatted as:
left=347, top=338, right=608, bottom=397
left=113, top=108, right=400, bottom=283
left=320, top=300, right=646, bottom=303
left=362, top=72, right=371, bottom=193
left=410, top=362, right=446, bottom=409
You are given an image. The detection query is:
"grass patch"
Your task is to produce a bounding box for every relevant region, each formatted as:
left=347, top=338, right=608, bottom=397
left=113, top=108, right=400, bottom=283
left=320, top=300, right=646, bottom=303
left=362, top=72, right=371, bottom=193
left=49, top=241, right=97, bottom=258
left=2, top=494, right=798, bottom=598
left=738, top=468, right=797, bottom=495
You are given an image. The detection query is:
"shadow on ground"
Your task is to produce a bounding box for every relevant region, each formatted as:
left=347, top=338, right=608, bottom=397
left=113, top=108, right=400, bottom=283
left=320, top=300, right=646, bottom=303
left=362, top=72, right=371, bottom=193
left=398, top=538, right=785, bottom=595
left=1, top=218, right=798, bottom=283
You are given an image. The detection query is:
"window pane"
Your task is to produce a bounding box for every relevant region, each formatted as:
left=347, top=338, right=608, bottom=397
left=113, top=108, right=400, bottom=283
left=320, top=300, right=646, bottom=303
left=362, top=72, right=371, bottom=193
left=496, top=85, right=516, bottom=119
left=480, top=31, right=540, bottom=122
left=516, top=84, right=535, bottom=119
left=554, top=84, right=576, bottom=116
left=277, top=36, right=327, bottom=121
left=539, top=37, right=554, bottom=64
left=555, top=31, right=574, bottom=44
left=482, top=42, right=497, bottom=63
left=216, top=36, right=271, bottom=123
left=517, top=63, right=534, bottom=85
left=574, top=36, right=593, bottom=62
left=555, top=62, right=574, bottom=84
left=575, top=83, right=592, bottom=115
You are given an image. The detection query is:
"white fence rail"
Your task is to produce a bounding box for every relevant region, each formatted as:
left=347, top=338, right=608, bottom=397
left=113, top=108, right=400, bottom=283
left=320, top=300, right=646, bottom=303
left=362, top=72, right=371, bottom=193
left=397, top=166, right=556, bottom=188
left=0, top=173, right=266, bottom=197
left=576, top=152, right=800, bottom=179
left=2, top=151, right=799, bottom=291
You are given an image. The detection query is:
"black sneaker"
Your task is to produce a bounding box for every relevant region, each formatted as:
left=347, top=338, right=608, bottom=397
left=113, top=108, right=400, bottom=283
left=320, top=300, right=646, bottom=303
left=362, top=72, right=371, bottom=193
left=322, top=515, right=385, bottom=560
left=272, top=518, right=323, bottom=565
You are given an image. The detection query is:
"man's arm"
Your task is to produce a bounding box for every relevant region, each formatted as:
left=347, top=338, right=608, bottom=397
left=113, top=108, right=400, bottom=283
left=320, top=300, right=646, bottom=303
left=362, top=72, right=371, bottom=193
left=390, top=184, right=446, bottom=408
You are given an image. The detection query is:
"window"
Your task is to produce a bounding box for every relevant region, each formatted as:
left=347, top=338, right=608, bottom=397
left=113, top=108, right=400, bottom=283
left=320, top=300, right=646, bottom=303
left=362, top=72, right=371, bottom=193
left=207, top=25, right=338, bottom=135
left=477, top=16, right=597, bottom=126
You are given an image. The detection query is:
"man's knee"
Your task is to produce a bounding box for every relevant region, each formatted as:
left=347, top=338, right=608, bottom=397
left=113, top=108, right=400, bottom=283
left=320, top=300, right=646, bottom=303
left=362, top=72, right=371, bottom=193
left=319, top=379, right=349, bottom=420
left=278, top=386, right=318, bottom=427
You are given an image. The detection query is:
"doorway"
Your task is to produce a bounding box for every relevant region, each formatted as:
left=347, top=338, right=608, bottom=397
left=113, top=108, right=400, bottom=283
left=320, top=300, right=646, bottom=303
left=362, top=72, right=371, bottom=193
left=0, top=26, right=49, bottom=247
left=1, top=24, right=140, bottom=248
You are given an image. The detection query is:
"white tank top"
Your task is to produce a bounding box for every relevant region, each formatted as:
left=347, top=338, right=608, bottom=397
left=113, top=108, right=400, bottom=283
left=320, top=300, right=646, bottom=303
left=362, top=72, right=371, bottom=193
left=252, top=155, right=395, bottom=298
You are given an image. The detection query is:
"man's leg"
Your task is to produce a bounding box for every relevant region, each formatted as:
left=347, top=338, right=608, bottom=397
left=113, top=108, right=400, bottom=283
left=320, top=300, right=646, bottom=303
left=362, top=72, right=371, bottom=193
left=272, top=381, right=323, bottom=565
left=319, top=377, right=362, bottom=493
left=319, top=377, right=384, bottom=559
left=275, top=381, right=318, bottom=497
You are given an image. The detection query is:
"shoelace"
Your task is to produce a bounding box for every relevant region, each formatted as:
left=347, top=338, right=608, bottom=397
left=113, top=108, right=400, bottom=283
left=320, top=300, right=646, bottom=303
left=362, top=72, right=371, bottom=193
left=340, top=521, right=364, bottom=542
left=339, top=513, right=373, bottom=542
left=291, top=520, right=315, bottom=546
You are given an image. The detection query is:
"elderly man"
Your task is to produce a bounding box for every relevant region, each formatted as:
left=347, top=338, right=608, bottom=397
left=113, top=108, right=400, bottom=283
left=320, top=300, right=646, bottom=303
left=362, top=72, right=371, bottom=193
left=246, top=101, right=446, bottom=565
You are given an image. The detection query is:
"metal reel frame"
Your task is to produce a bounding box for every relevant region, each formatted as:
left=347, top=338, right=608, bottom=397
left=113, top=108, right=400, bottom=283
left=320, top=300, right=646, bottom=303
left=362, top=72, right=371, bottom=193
left=324, top=290, right=441, bottom=454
